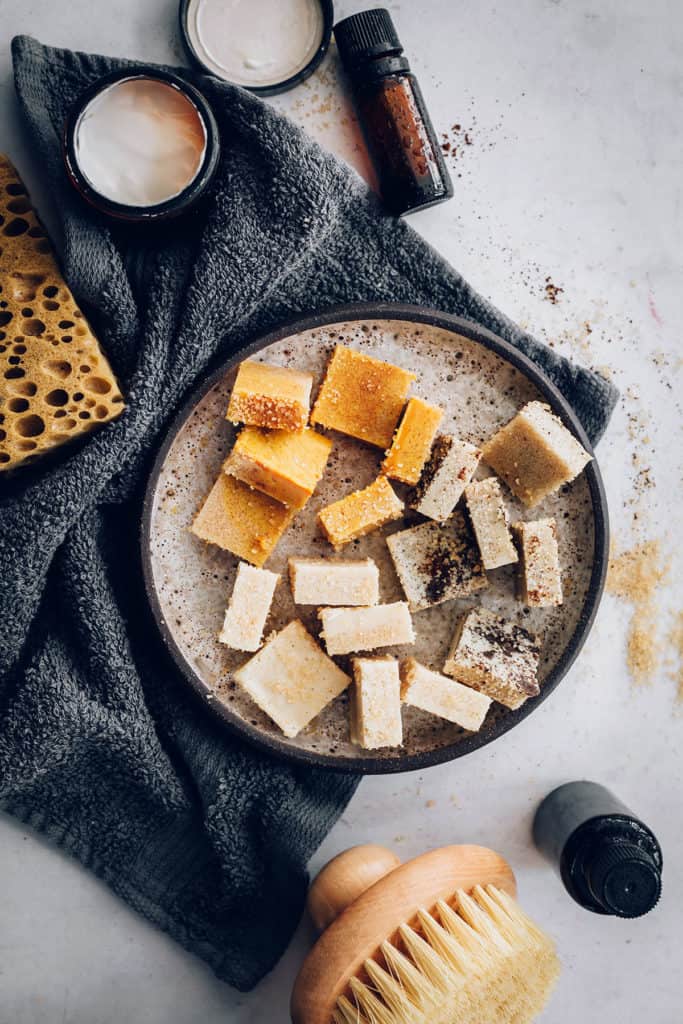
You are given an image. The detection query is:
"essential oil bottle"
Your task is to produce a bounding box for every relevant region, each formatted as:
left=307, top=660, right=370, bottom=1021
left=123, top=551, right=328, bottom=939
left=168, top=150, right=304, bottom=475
left=334, top=8, right=453, bottom=216
left=533, top=781, right=662, bottom=918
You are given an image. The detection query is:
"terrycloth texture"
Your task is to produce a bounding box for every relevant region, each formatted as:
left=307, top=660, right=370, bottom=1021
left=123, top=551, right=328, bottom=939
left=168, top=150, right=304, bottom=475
left=0, top=36, right=618, bottom=991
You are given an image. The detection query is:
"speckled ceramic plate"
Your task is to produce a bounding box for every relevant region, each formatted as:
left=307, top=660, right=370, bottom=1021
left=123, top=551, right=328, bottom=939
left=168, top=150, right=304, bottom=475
left=141, top=304, right=608, bottom=773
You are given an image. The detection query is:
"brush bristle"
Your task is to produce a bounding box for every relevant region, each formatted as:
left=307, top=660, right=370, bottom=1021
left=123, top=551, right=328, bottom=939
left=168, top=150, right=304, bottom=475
left=332, top=884, right=560, bottom=1024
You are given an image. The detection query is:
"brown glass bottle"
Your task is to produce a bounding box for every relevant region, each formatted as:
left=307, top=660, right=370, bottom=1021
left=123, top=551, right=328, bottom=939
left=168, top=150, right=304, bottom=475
left=334, top=9, right=453, bottom=216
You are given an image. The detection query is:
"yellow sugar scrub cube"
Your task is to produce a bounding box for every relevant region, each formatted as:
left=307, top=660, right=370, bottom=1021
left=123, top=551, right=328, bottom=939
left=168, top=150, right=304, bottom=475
left=227, top=360, right=313, bottom=431
left=233, top=620, right=351, bottom=738
left=190, top=471, right=293, bottom=567
left=224, top=426, right=333, bottom=509
left=317, top=476, right=403, bottom=549
left=382, top=397, right=444, bottom=485
left=482, top=401, right=591, bottom=508
left=310, top=344, right=416, bottom=448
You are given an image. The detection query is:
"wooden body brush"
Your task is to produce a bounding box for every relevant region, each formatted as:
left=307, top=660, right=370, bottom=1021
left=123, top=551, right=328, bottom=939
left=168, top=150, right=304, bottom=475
left=291, top=844, right=559, bottom=1024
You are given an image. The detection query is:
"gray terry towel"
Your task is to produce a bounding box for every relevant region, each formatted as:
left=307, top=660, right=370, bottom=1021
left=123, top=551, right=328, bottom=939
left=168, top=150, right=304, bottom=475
left=0, top=36, right=618, bottom=991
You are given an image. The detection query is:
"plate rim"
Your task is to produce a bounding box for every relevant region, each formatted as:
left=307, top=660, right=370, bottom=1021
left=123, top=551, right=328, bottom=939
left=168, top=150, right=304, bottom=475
left=140, top=302, right=609, bottom=775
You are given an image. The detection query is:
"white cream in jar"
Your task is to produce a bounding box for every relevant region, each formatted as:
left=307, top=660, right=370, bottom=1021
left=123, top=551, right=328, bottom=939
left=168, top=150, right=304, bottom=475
left=74, top=77, right=207, bottom=208
left=184, top=0, right=325, bottom=89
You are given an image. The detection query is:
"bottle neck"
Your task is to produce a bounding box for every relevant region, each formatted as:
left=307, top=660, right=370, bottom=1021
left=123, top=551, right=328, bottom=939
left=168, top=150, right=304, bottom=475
left=346, top=54, right=411, bottom=85
left=534, top=781, right=636, bottom=863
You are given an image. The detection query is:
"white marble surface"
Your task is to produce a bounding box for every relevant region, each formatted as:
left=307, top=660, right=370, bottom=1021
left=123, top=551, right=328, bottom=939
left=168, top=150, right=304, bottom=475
left=1, top=1, right=681, bottom=1021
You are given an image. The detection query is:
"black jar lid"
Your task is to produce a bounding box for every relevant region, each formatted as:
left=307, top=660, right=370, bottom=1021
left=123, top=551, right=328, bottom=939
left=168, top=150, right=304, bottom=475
left=179, top=0, right=334, bottom=96
left=63, top=67, right=220, bottom=224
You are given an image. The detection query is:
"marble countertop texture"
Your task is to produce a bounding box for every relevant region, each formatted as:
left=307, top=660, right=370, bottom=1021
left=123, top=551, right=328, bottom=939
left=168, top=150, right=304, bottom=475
left=0, top=1, right=681, bottom=1021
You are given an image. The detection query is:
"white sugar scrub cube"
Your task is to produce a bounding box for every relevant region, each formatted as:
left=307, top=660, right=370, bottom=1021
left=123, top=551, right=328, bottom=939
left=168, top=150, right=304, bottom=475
left=233, top=620, right=351, bottom=738
left=410, top=434, right=482, bottom=522
left=350, top=657, right=403, bottom=749
left=318, top=602, right=415, bottom=657
left=218, top=563, right=279, bottom=652
left=400, top=658, right=491, bottom=732
left=288, top=557, right=380, bottom=607
left=464, top=476, right=518, bottom=570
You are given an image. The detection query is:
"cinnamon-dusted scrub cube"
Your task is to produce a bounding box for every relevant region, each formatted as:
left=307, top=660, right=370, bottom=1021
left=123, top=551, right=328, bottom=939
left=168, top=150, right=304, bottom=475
left=410, top=434, right=482, bottom=522
left=218, top=563, right=279, bottom=652
left=350, top=657, right=403, bottom=749
left=224, top=426, right=332, bottom=509
left=233, top=620, right=351, bottom=738
left=318, top=476, right=403, bottom=548
left=513, top=518, right=563, bottom=607
left=382, top=397, right=443, bottom=485
left=443, top=606, right=541, bottom=710
left=482, top=401, right=591, bottom=507
left=400, top=658, right=491, bottom=732
left=464, top=476, right=518, bottom=570
left=310, top=344, right=415, bottom=448
left=190, top=471, right=293, bottom=567
left=227, top=360, right=313, bottom=431
left=386, top=512, right=487, bottom=612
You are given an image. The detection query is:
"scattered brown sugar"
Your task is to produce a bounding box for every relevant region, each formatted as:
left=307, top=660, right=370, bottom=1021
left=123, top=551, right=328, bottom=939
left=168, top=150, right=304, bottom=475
left=544, top=277, right=564, bottom=305
left=668, top=612, right=683, bottom=703
left=627, top=619, right=658, bottom=689
left=606, top=540, right=663, bottom=604
left=287, top=62, right=346, bottom=136
left=606, top=540, right=667, bottom=686
left=439, top=122, right=476, bottom=167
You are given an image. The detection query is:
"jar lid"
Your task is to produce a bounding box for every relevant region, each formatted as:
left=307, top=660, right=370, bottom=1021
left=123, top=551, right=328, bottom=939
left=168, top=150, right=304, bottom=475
left=179, top=0, right=334, bottom=96
left=63, top=67, right=220, bottom=223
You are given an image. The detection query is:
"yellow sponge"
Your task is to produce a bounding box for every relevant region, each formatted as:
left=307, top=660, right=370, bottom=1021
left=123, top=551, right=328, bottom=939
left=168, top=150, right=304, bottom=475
left=0, top=155, right=124, bottom=471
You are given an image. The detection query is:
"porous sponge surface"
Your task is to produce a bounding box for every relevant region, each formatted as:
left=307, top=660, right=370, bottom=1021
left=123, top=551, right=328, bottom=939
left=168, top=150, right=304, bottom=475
left=0, top=155, right=124, bottom=470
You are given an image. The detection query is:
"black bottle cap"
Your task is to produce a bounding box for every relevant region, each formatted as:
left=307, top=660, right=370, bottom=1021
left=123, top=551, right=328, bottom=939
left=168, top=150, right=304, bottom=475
left=587, top=841, right=662, bottom=918
left=335, top=8, right=403, bottom=67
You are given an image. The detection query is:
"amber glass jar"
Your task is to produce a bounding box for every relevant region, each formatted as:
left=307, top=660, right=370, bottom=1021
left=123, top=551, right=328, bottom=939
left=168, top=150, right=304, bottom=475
left=335, top=9, right=452, bottom=216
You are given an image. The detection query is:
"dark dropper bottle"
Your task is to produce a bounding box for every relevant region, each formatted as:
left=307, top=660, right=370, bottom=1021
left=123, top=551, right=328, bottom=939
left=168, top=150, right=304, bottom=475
left=533, top=781, right=662, bottom=918
left=334, top=8, right=453, bottom=216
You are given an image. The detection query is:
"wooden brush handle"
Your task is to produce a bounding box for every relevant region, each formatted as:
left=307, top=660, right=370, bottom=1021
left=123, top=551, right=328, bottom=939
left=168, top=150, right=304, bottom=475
left=307, top=845, right=402, bottom=931
left=292, top=844, right=516, bottom=1024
